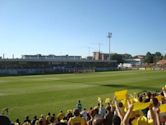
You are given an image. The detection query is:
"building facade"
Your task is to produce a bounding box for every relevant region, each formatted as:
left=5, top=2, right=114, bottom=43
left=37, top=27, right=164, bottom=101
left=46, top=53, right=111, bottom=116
left=93, top=52, right=109, bottom=61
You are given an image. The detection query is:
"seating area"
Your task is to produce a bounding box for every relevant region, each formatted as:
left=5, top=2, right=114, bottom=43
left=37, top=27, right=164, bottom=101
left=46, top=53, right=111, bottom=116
left=1, top=85, right=166, bottom=125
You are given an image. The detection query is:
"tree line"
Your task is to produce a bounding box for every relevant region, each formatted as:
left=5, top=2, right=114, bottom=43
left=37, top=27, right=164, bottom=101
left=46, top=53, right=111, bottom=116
left=144, top=52, right=166, bottom=64
left=110, top=52, right=166, bottom=64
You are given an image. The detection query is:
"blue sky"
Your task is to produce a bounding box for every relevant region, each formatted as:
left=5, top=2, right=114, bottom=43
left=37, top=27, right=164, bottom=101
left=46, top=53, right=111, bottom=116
left=0, top=0, right=166, bottom=58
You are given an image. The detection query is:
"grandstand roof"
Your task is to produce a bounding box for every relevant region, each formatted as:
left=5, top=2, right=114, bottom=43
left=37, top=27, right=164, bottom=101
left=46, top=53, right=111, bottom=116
left=0, top=58, right=117, bottom=63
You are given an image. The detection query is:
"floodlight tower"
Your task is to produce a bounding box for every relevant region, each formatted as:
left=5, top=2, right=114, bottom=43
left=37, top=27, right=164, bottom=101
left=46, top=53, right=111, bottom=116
left=98, top=42, right=101, bottom=53
left=3, top=53, right=5, bottom=59
left=107, top=32, right=112, bottom=61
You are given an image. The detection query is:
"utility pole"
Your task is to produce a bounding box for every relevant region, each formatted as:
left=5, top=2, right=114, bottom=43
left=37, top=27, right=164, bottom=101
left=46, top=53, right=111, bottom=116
left=107, top=32, right=112, bottom=61
left=12, top=54, right=14, bottom=59
left=88, top=47, right=91, bottom=56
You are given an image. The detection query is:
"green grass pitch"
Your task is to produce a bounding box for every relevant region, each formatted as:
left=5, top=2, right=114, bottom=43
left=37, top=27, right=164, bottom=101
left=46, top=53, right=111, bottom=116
left=0, top=70, right=166, bottom=121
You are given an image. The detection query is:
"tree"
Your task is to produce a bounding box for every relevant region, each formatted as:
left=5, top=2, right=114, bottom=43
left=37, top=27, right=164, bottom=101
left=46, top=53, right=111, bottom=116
left=153, top=52, right=163, bottom=63
left=122, top=53, right=132, bottom=59
left=110, top=53, right=124, bottom=64
left=144, top=52, right=154, bottom=64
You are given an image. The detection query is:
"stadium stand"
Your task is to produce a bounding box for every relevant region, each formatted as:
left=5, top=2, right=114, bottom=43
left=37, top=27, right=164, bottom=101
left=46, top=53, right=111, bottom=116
left=0, top=59, right=117, bottom=76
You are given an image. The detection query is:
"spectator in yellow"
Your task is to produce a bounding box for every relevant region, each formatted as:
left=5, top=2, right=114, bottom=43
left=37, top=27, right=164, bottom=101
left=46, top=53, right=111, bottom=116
left=68, top=108, right=87, bottom=125
left=39, top=114, right=47, bottom=125
left=57, top=111, right=65, bottom=121
left=46, top=112, right=51, bottom=124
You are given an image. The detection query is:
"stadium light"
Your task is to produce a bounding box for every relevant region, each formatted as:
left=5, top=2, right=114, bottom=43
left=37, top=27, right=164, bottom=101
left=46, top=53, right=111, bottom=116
left=107, top=32, right=112, bottom=61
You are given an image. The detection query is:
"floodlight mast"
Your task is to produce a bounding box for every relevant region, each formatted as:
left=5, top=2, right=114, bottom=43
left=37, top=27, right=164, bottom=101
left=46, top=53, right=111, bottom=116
left=107, top=32, right=112, bottom=61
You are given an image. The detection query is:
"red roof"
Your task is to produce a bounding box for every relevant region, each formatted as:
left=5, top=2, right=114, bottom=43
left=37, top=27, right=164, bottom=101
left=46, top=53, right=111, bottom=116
left=157, top=59, right=166, bottom=65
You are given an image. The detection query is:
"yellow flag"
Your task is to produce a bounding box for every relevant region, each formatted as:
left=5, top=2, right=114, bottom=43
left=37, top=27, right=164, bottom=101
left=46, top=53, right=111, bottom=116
left=130, top=97, right=139, bottom=103
left=133, top=102, right=150, bottom=111
left=147, top=120, right=153, bottom=125
left=160, top=104, right=166, bottom=113
left=162, top=85, right=166, bottom=90
left=97, top=97, right=102, bottom=103
left=105, top=98, right=111, bottom=104
left=155, top=95, right=164, bottom=101
left=131, top=116, right=148, bottom=125
left=114, top=90, right=128, bottom=100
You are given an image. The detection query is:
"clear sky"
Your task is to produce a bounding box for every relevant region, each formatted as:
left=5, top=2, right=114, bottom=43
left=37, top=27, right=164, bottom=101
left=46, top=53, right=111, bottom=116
left=0, top=0, right=166, bottom=58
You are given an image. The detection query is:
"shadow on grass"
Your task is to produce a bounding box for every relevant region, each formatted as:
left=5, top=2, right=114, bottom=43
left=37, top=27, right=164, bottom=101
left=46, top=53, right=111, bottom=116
left=101, top=84, right=159, bottom=91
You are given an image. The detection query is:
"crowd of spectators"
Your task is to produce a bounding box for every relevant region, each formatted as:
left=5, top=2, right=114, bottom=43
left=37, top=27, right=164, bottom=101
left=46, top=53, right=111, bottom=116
left=1, top=85, right=166, bottom=125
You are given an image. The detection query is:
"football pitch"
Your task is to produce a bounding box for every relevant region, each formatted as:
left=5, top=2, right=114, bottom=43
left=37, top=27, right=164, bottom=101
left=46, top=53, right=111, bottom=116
left=0, top=70, right=166, bottom=121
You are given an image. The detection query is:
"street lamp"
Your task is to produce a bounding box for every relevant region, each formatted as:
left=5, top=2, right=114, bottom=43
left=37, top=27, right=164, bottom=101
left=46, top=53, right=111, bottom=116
left=107, top=32, right=112, bottom=61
